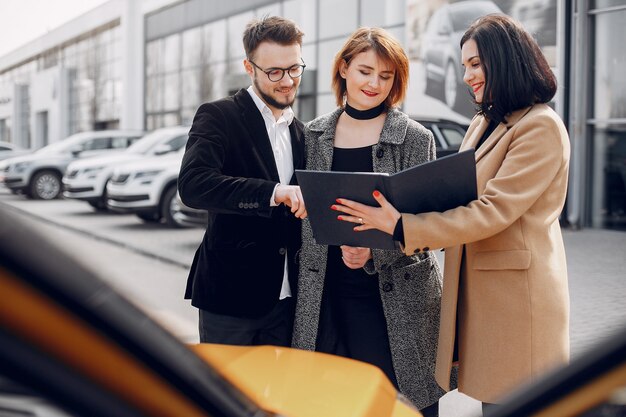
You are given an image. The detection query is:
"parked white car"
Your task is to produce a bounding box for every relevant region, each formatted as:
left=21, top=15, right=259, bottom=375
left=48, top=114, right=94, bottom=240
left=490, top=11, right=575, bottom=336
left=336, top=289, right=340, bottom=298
left=106, top=149, right=189, bottom=227
left=0, top=130, right=144, bottom=199
left=0, top=141, right=30, bottom=161
left=63, top=126, right=189, bottom=210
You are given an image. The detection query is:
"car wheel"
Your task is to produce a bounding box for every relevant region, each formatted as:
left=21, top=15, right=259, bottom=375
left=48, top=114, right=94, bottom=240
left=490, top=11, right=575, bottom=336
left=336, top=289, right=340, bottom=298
left=161, top=185, right=185, bottom=228
left=423, top=59, right=437, bottom=97
left=444, top=60, right=460, bottom=110
left=29, top=171, right=61, bottom=200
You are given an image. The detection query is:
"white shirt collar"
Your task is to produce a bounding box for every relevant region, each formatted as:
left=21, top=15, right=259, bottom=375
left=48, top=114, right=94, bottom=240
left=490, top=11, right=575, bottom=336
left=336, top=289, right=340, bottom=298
left=247, top=86, right=294, bottom=125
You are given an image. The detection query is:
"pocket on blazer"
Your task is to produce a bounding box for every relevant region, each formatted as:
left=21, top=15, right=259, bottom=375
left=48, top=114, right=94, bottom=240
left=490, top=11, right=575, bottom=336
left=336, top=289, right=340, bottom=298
left=473, top=249, right=531, bottom=270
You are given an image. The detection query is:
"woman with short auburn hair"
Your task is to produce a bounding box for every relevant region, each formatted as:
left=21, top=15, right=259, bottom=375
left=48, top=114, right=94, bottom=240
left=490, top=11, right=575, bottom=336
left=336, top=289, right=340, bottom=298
left=293, top=27, right=445, bottom=416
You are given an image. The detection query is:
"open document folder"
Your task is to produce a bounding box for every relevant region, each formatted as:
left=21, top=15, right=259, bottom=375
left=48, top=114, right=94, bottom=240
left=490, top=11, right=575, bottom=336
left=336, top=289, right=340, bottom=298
left=296, top=149, right=477, bottom=250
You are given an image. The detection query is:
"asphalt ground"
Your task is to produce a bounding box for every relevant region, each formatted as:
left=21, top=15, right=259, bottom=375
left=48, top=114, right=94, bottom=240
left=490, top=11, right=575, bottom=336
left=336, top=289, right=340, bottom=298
left=1, top=189, right=625, bottom=416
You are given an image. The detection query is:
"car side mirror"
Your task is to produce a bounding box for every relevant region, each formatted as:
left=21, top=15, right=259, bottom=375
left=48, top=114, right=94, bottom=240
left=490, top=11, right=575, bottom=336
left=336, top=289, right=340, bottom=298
left=70, top=145, right=83, bottom=157
left=153, top=144, right=173, bottom=156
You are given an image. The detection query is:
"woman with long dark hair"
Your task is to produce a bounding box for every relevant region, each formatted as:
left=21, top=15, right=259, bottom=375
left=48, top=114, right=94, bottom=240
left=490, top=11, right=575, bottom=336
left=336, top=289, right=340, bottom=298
left=334, top=14, right=570, bottom=412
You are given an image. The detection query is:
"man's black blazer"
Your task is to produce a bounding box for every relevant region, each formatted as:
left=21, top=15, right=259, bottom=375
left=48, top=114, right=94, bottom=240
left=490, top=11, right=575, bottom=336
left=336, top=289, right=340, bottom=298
left=178, top=89, right=305, bottom=318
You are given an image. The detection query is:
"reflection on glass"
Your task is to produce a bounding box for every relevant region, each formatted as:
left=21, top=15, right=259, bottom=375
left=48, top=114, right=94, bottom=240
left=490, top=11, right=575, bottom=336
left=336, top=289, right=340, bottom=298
left=591, top=126, right=626, bottom=230
left=228, top=12, right=254, bottom=59
left=163, top=73, right=180, bottom=111
left=319, top=0, right=357, bottom=39
left=591, top=0, right=626, bottom=9
left=163, top=34, right=181, bottom=74
left=593, top=10, right=626, bottom=120
left=283, top=0, right=318, bottom=42
left=360, top=0, right=405, bottom=27
left=182, top=27, right=203, bottom=68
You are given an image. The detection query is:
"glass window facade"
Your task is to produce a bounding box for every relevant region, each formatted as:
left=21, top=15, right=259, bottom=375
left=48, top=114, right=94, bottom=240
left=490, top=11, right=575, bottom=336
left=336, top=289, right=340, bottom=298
left=144, top=0, right=407, bottom=128
left=2, top=0, right=622, bottom=232
left=0, top=21, right=122, bottom=140
left=589, top=6, right=626, bottom=230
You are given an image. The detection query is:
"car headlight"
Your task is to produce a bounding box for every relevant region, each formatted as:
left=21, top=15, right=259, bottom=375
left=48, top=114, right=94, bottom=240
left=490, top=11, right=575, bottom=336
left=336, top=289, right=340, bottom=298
left=84, top=166, right=105, bottom=178
left=84, top=166, right=104, bottom=174
left=134, top=169, right=163, bottom=179
left=14, top=161, right=33, bottom=172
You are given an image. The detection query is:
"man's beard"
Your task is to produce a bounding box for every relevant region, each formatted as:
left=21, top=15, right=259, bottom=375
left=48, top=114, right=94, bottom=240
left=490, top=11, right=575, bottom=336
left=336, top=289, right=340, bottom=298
left=254, top=78, right=295, bottom=110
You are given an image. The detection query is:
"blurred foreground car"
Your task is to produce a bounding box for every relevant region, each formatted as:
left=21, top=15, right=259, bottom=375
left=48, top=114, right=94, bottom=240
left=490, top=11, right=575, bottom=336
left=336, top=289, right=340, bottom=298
left=0, top=130, right=144, bottom=200
left=0, top=204, right=422, bottom=417
left=421, top=0, right=501, bottom=111
left=106, top=149, right=186, bottom=227
left=1, top=205, right=625, bottom=417
left=0, top=141, right=30, bottom=161
left=63, top=126, right=189, bottom=210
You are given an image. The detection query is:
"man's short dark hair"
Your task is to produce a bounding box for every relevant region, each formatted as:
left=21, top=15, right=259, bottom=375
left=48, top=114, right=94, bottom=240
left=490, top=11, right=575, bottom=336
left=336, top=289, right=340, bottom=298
left=461, top=14, right=557, bottom=124
left=243, top=16, right=304, bottom=60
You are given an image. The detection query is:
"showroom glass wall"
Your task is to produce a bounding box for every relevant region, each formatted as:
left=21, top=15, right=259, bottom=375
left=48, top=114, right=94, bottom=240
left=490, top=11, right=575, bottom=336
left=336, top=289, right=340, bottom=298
left=0, top=21, right=122, bottom=139
left=143, top=0, right=405, bottom=129
left=587, top=1, right=626, bottom=230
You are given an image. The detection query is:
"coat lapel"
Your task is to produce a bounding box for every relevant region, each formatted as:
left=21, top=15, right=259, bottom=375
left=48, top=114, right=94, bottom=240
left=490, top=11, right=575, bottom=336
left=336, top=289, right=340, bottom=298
left=460, top=116, right=489, bottom=152
left=475, top=123, right=508, bottom=163
left=307, top=108, right=342, bottom=172
left=462, top=106, right=534, bottom=163
left=289, top=122, right=305, bottom=170
left=235, top=89, right=280, bottom=182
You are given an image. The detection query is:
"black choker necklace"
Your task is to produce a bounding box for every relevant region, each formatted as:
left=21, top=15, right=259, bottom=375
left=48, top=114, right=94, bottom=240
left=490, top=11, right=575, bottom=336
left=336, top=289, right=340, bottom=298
left=344, top=102, right=386, bottom=120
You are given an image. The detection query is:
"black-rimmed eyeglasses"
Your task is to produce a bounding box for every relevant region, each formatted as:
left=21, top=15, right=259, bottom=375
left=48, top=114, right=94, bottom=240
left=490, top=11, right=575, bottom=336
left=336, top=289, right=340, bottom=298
left=248, top=59, right=306, bottom=82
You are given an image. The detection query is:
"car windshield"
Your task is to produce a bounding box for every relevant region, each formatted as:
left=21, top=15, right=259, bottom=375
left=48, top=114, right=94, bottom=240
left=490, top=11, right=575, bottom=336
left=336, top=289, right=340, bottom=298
left=450, top=3, right=501, bottom=32
left=34, top=133, right=96, bottom=155
left=125, top=130, right=183, bottom=155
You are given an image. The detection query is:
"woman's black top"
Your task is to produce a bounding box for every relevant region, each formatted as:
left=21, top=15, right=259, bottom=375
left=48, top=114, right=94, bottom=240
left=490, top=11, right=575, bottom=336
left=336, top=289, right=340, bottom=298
left=326, top=145, right=378, bottom=297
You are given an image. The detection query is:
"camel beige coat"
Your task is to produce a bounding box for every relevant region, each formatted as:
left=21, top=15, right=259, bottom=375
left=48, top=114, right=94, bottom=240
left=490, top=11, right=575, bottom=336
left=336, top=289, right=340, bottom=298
left=401, top=104, right=570, bottom=402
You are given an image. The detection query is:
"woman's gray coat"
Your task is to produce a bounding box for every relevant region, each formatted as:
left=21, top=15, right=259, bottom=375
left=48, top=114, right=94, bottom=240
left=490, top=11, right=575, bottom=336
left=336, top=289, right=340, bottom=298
left=292, top=107, right=447, bottom=409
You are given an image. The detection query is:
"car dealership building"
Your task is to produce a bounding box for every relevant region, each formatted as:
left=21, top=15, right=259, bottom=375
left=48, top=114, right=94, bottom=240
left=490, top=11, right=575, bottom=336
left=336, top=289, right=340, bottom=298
left=0, top=0, right=624, bottom=230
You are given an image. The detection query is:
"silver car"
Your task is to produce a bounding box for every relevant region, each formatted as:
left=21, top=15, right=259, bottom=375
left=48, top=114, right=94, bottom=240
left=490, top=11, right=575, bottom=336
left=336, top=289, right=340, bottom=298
left=0, top=141, right=30, bottom=161
left=63, top=126, right=189, bottom=210
left=106, top=149, right=186, bottom=227
left=0, top=130, right=144, bottom=200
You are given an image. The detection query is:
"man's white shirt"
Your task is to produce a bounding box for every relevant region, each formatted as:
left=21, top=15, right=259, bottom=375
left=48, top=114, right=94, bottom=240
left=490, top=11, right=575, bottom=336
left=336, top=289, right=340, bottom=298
left=247, top=86, right=294, bottom=300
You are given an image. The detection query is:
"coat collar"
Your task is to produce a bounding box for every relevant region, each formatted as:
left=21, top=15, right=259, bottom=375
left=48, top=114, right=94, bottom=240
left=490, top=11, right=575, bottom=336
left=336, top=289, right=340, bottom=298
left=307, top=107, right=410, bottom=145
left=462, top=106, right=534, bottom=162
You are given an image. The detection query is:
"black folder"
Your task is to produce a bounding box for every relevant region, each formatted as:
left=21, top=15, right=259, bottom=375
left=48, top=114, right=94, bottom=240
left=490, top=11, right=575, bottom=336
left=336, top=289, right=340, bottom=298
left=295, top=149, right=477, bottom=250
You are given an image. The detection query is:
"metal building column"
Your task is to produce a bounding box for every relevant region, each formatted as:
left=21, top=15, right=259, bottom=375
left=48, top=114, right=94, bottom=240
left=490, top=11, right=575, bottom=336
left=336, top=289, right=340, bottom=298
left=567, top=0, right=591, bottom=228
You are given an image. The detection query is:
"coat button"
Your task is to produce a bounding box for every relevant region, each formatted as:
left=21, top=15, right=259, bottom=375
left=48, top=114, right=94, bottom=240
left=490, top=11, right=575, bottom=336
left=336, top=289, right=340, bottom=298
left=382, top=282, right=393, bottom=292
left=376, top=148, right=384, bottom=158
left=404, top=272, right=411, bottom=280
left=279, top=247, right=287, bottom=255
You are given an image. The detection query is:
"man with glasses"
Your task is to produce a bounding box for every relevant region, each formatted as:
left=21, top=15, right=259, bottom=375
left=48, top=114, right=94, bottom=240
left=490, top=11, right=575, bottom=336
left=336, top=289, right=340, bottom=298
left=179, top=16, right=306, bottom=346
